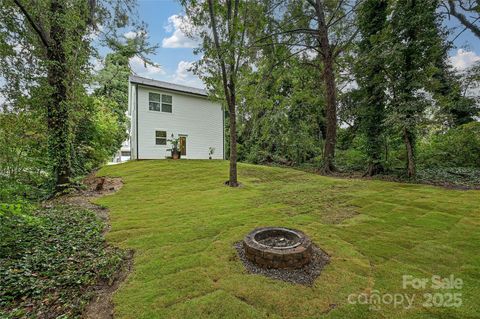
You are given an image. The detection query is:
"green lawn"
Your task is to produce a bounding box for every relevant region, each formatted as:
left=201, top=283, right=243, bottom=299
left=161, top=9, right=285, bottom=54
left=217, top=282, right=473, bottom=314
left=96, top=160, right=480, bottom=319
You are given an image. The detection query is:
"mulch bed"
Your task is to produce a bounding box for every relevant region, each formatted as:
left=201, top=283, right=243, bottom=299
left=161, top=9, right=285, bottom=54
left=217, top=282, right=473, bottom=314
left=234, top=241, right=330, bottom=286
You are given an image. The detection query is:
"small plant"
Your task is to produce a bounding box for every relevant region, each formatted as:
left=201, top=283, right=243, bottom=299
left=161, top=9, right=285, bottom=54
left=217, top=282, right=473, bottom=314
left=208, top=147, right=215, bottom=159
left=167, top=134, right=181, bottom=159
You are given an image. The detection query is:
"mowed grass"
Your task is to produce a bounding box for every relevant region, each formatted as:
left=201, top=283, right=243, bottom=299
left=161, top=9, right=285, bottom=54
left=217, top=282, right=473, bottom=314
left=96, top=160, right=480, bottom=319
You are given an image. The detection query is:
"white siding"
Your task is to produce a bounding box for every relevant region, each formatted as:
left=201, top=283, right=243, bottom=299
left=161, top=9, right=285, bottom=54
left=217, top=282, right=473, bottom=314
left=132, top=84, right=224, bottom=160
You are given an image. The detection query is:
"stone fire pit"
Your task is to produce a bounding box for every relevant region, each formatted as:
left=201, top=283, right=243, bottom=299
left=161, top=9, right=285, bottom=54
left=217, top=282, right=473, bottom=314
left=243, top=227, right=312, bottom=269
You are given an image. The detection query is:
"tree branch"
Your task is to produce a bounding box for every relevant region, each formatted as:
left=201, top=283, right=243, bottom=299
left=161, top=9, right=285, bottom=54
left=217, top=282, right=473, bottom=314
left=447, top=0, right=480, bottom=39
left=208, top=0, right=231, bottom=103
left=327, top=0, right=364, bottom=28
left=334, top=27, right=359, bottom=57
left=13, top=0, right=50, bottom=49
left=326, top=0, right=346, bottom=26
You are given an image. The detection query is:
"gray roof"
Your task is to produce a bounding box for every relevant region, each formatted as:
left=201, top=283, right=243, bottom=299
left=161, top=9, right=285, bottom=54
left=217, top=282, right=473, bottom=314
left=129, top=75, right=207, bottom=97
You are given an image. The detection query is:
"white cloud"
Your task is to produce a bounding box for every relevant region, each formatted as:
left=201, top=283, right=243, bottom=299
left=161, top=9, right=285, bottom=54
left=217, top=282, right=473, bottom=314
left=449, top=49, right=480, bottom=71
left=171, top=60, right=204, bottom=88
left=129, top=56, right=165, bottom=79
left=91, top=57, right=103, bottom=72
left=124, top=31, right=139, bottom=39
left=162, top=15, right=199, bottom=48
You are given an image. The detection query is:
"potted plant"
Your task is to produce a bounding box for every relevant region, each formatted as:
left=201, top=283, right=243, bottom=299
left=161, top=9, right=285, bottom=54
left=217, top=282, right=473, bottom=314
left=208, top=147, right=215, bottom=160
left=167, top=134, right=181, bottom=160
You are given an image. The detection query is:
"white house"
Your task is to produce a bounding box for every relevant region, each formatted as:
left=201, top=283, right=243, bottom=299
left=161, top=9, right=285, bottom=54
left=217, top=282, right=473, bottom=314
left=111, top=139, right=131, bottom=163
left=128, top=75, right=224, bottom=160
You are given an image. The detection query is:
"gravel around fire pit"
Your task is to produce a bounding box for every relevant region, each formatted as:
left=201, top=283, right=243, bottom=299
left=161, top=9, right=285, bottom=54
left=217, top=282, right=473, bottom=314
left=234, top=241, right=330, bottom=286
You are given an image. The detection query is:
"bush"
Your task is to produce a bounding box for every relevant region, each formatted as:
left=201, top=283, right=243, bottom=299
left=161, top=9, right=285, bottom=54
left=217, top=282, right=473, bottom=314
left=418, top=122, right=480, bottom=168
left=0, top=111, right=50, bottom=201
left=335, top=148, right=368, bottom=171
left=334, top=135, right=368, bottom=171
left=73, top=97, right=127, bottom=175
left=0, top=205, right=125, bottom=319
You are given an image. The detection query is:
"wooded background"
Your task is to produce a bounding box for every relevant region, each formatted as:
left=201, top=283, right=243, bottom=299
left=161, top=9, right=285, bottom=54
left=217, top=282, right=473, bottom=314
left=0, top=0, right=479, bottom=198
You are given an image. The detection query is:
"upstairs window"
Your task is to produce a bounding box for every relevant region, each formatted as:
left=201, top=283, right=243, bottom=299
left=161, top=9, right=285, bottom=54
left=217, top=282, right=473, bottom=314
left=161, top=94, right=172, bottom=113
left=155, top=130, right=167, bottom=145
left=149, top=93, right=161, bottom=111
left=149, top=92, right=173, bottom=113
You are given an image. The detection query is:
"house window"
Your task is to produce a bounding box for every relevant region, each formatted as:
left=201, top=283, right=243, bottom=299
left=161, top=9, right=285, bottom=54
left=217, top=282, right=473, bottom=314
left=162, top=94, right=172, bottom=113
left=149, top=93, right=161, bottom=111
left=149, top=92, right=173, bottom=113
left=155, top=131, right=167, bottom=145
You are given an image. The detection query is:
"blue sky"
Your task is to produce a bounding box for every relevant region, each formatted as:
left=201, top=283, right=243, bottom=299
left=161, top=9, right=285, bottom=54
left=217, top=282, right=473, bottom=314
left=124, top=0, right=203, bottom=87
left=118, top=0, right=480, bottom=88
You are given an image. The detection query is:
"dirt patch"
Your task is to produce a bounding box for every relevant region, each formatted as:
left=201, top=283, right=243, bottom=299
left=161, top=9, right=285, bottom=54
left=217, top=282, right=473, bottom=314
left=83, top=250, right=134, bottom=319
left=234, top=241, right=330, bottom=286
left=48, top=174, right=122, bottom=230
left=46, top=172, right=132, bottom=319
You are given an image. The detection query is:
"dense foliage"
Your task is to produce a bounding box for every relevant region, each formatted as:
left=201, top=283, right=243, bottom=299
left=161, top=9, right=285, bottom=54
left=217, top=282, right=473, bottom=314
left=0, top=2, right=150, bottom=317
left=418, top=122, right=480, bottom=168
left=0, top=0, right=154, bottom=199
left=182, top=0, right=479, bottom=184
left=0, top=204, right=125, bottom=318
left=0, top=109, right=49, bottom=201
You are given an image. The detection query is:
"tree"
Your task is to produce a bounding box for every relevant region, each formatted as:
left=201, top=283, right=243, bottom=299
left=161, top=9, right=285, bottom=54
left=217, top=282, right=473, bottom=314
left=0, top=0, right=144, bottom=192
left=355, top=0, right=388, bottom=176
left=237, top=45, right=324, bottom=165
left=265, top=0, right=360, bottom=173
left=93, top=34, right=157, bottom=153
left=429, top=60, right=478, bottom=127
left=6, top=0, right=93, bottom=191
left=387, top=0, right=446, bottom=177
left=308, top=0, right=339, bottom=173
left=182, top=0, right=266, bottom=187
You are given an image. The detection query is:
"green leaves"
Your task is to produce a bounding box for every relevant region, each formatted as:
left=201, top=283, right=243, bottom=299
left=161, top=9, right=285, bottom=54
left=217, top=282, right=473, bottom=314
left=0, top=205, right=125, bottom=319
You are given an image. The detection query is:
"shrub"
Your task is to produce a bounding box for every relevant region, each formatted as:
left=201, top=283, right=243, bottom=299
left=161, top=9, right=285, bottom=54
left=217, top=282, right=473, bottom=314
left=418, top=122, right=480, bottom=168
left=335, top=148, right=368, bottom=171
left=73, top=97, right=127, bottom=175
left=0, top=205, right=125, bottom=319
left=0, top=111, right=50, bottom=201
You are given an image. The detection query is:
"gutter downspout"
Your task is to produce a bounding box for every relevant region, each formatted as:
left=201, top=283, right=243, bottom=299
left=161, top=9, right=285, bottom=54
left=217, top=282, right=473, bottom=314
left=136, top=84, right=139, bottom=160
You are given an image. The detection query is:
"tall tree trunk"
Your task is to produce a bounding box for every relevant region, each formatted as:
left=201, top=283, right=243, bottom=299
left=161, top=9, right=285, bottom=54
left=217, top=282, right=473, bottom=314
left=47, top=0, right=72, bottom=192
left=315, top=0, right=337, bottom=173
left=228, top=84, right=238, bottom=187
left=363, top=90, right=385, bottom=177
left=401, top=0, right=417, bottom=178
left=207, top=0, right=239, bottom=187
left=403, top=127, right=415, bottom=177
left=359, top=0, right=388, bottom=177
left=12, top=0, right=73, bottom=192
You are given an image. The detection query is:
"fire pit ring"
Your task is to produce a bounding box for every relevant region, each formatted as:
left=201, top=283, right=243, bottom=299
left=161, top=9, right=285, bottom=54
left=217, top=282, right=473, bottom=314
left=243, top=227, right=312, bottom=269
